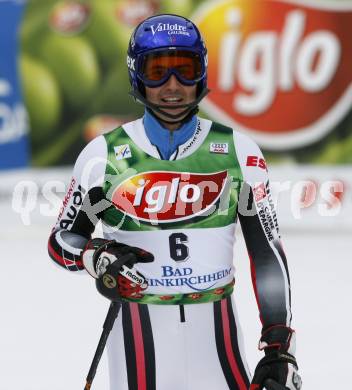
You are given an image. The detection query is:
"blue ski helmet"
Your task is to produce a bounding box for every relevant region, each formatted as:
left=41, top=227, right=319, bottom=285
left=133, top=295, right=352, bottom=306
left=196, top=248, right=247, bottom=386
left=127, top=14, right=209, bottom=122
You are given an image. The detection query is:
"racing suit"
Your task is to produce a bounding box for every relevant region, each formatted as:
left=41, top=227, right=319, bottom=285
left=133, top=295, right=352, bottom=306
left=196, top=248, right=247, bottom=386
left=48, top=115, right=291, bottom=390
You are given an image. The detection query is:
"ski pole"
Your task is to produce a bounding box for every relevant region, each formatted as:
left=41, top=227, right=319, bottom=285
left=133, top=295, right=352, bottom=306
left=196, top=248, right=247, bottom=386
left=84, top=301, right=121, bottom=390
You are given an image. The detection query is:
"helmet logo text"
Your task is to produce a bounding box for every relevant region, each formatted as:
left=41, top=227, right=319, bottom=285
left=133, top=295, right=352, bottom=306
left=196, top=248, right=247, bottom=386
left=150, top=23, right=190, bottom=37
left=127, top=56, right=135, bottom=70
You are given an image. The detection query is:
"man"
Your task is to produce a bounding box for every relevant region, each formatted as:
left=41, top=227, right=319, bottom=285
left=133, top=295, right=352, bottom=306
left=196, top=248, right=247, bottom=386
left=48, top=14, right=301, bottom=390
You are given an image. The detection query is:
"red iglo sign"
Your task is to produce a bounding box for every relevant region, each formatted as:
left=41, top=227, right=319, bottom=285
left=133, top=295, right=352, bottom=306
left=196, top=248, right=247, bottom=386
left=194, top=0, right=352, bottom=149
left=111, top=170, right=228, bottom=223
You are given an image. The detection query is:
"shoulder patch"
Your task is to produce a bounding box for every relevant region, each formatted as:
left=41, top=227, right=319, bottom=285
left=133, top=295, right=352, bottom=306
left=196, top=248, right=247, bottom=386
left=114, top=144, right=132, bottom=160
left=210, top=142, right=229, bottom=154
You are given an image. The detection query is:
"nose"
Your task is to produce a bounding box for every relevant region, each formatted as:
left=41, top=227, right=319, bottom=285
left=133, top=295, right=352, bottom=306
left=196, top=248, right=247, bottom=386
left=164, top=74, right=181, bottom=89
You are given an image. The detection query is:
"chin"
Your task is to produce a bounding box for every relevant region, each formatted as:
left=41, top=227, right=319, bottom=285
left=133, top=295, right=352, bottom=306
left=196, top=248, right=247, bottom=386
left=164, top=109, right=184, bottom=116
left=162, top=111, right=187, bottom=123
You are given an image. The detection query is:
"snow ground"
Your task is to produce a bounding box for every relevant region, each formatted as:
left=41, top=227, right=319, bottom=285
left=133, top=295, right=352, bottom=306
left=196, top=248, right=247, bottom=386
left=1, top=202, right=351, bottom=390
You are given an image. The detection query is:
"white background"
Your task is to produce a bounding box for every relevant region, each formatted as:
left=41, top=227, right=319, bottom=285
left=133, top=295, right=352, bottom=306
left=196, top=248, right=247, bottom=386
left=1, top=168, right=351, bottom=390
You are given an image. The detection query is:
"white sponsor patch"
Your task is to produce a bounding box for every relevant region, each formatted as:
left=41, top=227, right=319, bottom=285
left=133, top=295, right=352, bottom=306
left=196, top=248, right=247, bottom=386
left=96, top=252, right=115, bottom=277
left=114, top=144, right=132, bottom=160
left=120, top=265, right=146, bottom=286
left=209, top=142, right=228, bottom=154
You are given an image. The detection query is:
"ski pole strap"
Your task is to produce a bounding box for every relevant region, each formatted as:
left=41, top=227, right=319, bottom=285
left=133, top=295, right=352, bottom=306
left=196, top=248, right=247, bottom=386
left=121, top=279, right=235, bottom=305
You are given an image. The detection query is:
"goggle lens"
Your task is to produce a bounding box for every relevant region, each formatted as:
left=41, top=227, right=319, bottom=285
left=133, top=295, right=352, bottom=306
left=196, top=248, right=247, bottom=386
left=141, top=51, right=202, bottom=84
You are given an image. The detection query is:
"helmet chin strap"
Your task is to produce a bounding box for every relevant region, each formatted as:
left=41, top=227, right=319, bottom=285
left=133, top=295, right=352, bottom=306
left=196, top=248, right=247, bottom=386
left=146, top=106, right=198, bottom=126
left=129, top=87, right=210, bottom=123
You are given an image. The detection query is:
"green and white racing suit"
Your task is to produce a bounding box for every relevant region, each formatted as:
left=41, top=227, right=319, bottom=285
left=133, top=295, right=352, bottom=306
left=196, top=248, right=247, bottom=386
left=48, top=117, right=292, bottom=390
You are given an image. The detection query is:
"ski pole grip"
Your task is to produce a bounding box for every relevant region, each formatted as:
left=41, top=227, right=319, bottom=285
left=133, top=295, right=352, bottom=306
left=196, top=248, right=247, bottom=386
left=264, top=379, right=290, bottom=390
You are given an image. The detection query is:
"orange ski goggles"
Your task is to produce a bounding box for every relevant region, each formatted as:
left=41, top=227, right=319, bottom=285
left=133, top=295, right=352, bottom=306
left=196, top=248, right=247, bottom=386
left=139, top=49, right=204, bottom=87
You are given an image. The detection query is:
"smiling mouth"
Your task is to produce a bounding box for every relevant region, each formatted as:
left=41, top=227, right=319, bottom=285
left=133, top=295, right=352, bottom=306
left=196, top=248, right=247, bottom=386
left=161, top=97, right=183, bottom=105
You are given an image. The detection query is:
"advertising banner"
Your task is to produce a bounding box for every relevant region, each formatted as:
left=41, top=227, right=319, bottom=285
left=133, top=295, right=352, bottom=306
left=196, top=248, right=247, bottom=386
left=195, top=0, right=352, bottom=150
left=0, top=0, right=29, bottom=170
left=18, top=0, right=352, bottom=166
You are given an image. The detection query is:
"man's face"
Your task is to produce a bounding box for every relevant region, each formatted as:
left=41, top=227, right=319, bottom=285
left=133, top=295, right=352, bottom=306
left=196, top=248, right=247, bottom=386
left=145, top=75, right=197, bottom=124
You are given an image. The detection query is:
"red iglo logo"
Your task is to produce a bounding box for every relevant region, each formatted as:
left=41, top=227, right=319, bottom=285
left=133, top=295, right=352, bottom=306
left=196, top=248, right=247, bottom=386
left=111, top=170, right=228, bottom=223
left=194, top=0, right=352, bottom=149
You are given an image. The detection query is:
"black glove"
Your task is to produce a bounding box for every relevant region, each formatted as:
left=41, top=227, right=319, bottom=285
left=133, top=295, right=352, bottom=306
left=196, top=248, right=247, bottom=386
left=82, top=238, right=154, bottom=301
left=250, top=326, right=302, bottom=390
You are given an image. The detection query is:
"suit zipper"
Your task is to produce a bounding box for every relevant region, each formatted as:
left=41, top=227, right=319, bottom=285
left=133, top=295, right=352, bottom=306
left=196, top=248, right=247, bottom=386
left=169, top=130, right=174, bottom=159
